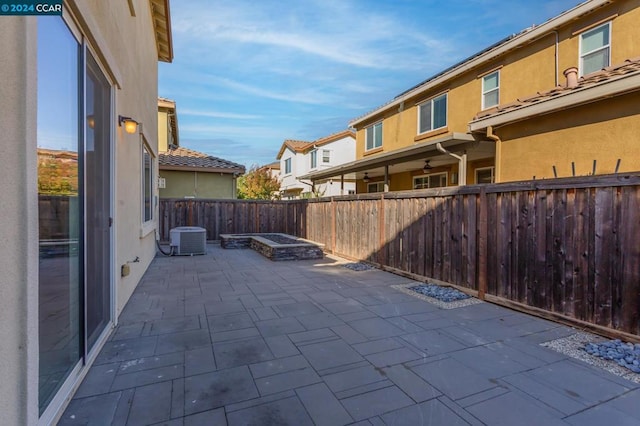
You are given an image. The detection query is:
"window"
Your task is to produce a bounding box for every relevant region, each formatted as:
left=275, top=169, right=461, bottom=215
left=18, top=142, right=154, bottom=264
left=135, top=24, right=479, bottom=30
left=284, top=158, right=292, bottom=174
left=322, top=149, right=330, bottom=163
left=418, top=93, right=447, bottom=134
left=367, top=182, right=385, bottom=193
left=413, top=172, right=447, bottom=189
left=482, top=71, right=500, bottom=109
left=142, top=143, right=154, bottom=222
left=310, top=150, right=317, bottom=169
left=475, top=167, right=495, bottom=184
left=580, top=22, right=610, bottom=76
left=366, top=122, right=382, bottom=151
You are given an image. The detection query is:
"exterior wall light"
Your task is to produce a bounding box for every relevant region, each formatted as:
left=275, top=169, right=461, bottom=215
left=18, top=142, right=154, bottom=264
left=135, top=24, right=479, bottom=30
left=118, top=115, right=140, bottom=134
left=363, top=172, right=370, bottom=183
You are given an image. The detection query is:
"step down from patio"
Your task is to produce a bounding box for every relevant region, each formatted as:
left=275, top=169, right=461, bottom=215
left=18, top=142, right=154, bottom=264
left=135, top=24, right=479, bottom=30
left=220, top=233, right=324, bottom=261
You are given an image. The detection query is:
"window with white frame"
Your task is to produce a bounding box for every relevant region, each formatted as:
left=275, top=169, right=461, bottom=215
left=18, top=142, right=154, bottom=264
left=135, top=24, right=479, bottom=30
left=322, top=149, right=330, bottom=163
left=413, top=172, right=447, bottom=189
left=580, top=22, right=611, bottom=76
left=475, top=166, right=495, bottom=184
left=367, top=182, right=385, bottom=193
left=310, top=150, right=317, bottom=169
left=142, top=142, right=154, bottom=223
left=418, top=93, right=447, bottom=134
left=284, top=158, right=292, bottom=174
left=366, top=122, right=382, bottom=151
left=482, top=71, right=500, bottom=109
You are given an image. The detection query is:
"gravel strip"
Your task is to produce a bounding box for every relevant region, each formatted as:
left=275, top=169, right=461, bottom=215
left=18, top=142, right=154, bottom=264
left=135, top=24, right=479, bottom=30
left=392, top=283, right=482, bottom=309
left=343, top=262, right=376, bottom=271
left=541, top=332, right=640, bottom=384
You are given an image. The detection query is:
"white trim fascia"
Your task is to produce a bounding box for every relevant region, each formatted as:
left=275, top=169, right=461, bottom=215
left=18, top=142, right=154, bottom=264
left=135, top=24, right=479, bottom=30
left=469, top=71, right=640, bottom=132
left=350, top=0, right=612, bottom=127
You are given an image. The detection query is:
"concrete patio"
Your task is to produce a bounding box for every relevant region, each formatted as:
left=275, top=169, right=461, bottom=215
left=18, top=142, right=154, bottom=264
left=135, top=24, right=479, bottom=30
left=59, top=245, right=640, bottom=425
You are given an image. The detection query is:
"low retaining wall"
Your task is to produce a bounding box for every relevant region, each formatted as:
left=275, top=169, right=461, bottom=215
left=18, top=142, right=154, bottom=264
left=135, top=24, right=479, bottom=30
left=220, top=233, right=324, bottom=261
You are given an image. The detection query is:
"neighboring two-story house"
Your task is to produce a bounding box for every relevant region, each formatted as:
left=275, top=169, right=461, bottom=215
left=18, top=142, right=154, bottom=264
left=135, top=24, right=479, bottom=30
left=157, top=98, right=245, bottom=199
left=277, top=130, right=356, bottom=198
left=303, top=0, right=640, bottom=193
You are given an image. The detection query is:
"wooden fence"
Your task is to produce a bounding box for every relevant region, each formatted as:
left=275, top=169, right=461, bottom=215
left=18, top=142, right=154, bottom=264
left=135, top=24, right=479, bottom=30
left=159, top=173, right=640, bottom=338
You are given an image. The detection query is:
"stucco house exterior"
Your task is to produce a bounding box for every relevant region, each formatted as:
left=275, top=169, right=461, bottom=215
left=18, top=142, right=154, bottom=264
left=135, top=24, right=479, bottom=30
left=0, top=1, right=173, bottom=423
left=157, top=98, right=245, bottom=199
left=276, top=130, right=356, bottom=198
left=303, top=0, right=640, bottom=193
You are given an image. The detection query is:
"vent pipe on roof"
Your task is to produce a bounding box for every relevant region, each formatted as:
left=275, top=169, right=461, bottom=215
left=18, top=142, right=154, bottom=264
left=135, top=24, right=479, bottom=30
left=563, top=67, right=579, bottom=89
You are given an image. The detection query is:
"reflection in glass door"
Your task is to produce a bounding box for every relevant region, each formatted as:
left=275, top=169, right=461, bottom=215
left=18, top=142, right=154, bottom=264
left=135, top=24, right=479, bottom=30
left=37, top=16, right=82, bottom=415
left=37, top=16, right=113, bottom=415
left=85, top=53, right=111, bottom=352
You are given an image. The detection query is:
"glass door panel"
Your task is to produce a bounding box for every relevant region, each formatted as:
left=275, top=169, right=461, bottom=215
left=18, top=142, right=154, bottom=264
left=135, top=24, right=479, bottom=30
left=85, top=52, right=112, bottom=352
left=37, top=16, right=82, bottom=415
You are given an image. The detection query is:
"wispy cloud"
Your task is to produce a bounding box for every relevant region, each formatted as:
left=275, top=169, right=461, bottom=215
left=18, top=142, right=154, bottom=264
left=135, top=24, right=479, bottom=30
left=180, top=109, right=262, bottom=120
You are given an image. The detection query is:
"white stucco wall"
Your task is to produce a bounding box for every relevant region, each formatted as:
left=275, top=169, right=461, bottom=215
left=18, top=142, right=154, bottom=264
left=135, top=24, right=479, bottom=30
left=0, top=16, right=39, bottom=425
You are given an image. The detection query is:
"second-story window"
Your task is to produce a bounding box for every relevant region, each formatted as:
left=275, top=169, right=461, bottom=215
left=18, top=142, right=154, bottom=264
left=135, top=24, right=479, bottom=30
left=366, top=122, right=382, bottom=151
left=322, top=149, right=330, bottom=163
left=580, top=22, right=610, bottom=76
left=482, top=71, right=500, bottom=109
left=310, top=150, right=317, bottom=169
left=418, top=93, right=447, bottom=134
left=284, top=158, right=292, bottom=174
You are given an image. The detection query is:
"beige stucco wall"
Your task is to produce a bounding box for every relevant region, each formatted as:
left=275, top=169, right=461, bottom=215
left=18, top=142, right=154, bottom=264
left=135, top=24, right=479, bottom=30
left=160, top=170, right=238, bottom=199
left=498, top=92, right=640, bottom=181
left=0, top=16, right=39, bottom=425
left=158, top=109, right=169, bottom=152
left=0, top=0, right=163, bottom=421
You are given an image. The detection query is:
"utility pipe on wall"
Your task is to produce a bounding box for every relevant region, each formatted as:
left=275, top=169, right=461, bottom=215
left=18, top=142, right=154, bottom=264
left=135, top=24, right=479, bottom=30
left=436, top=143, right=467, bottom=186
left=485, top=126, right=501, bottom=182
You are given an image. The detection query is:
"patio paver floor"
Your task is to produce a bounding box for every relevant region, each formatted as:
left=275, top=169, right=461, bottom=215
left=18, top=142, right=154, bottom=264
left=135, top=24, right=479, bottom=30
left=59, top=245, right=640, bottom=425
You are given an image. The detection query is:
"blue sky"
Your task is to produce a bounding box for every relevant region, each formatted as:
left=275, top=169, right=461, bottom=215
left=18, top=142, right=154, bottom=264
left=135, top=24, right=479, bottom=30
left=159, top=0, right=582, bottom=168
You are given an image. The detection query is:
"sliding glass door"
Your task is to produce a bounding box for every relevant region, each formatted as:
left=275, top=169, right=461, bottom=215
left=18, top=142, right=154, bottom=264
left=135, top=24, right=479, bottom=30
left=37, top=16, right=82, bottom=415
left=85, top=53, right=112, bottom=353
left=37, top=15, right=112, bottom=415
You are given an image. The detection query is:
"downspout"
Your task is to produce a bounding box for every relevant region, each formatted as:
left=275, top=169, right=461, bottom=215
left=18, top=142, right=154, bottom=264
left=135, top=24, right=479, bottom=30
left=551, top=30, right=559, bottom=87
left=436, top=143, right=467, bottom=186
left=485, top=126, right=501, bottom=183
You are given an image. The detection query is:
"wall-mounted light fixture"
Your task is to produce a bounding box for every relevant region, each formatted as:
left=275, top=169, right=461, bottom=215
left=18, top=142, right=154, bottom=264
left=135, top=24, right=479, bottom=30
left=118, top=115, right=140, bottom=134
left=363, top=172, right=370, bottom=183
left=423, top=160, right=433, bottom=173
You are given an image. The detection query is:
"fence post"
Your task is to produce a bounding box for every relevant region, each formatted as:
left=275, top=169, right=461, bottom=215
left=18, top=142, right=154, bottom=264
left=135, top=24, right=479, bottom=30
left=331, top=197, right=336, bottom=254
left=379, top=193, right=386, bottom=265
left=478, top=188, right=488, bottom=300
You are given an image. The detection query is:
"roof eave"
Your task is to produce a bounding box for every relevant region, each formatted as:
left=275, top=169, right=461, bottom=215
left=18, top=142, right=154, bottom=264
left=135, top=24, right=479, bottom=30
left=159, top=164, right=245, bottom=174
left=469, top=71, right=640, bottom=132
left=350, top=0, right=613, bottom=128
left=299, top=132, right=475, bottom=181
left=150, top=0, right=174, bottom=63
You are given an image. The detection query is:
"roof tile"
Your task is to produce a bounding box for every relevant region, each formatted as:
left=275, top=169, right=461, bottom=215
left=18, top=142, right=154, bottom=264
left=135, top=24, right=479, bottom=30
left=159, top=147, right=245, bottom=172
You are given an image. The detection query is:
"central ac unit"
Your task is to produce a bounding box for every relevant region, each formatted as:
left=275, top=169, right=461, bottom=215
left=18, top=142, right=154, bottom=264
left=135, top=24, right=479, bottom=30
left=169, top=226, right=206, bottom=255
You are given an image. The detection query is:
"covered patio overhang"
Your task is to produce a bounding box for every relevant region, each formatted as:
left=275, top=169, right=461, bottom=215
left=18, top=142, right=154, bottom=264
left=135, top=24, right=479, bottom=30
left=299, top=132, right=494, bottom=190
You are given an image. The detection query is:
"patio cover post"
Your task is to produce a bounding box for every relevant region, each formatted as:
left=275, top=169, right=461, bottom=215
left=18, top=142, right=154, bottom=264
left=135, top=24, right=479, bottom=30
left=384, top=165, right=389, bottom=192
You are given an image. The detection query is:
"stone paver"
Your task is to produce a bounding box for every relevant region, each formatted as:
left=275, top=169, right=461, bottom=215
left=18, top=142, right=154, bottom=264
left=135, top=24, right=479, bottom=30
left=60, top=245, right=640, bottom=425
